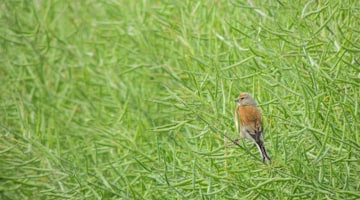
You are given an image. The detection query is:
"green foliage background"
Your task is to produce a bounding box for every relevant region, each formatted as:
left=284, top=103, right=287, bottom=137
left=1, top=0, right=359, bottom=199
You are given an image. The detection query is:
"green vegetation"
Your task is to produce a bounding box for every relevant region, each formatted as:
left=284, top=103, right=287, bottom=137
left=1, top=0, right=359, bottom=199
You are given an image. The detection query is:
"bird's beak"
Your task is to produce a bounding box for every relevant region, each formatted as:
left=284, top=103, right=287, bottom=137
left=234, top=98, right=240, bottom=102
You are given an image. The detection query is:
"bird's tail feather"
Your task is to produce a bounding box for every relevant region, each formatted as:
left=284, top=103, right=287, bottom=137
left=255, top=141, right=271, bottom=162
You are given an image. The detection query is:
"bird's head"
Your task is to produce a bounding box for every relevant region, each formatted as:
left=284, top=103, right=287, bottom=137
left=234, top=92, right=257, bottom=106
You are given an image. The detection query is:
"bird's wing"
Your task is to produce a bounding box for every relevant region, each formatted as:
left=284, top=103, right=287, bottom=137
left=240, top=106, right=262, bottom=141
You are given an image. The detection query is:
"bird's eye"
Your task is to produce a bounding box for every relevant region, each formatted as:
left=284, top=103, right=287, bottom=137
left=240, top=97, right=244, bottom=100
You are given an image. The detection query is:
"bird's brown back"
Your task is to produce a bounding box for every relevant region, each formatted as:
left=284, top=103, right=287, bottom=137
left=237, top=105, right=262, bottom=131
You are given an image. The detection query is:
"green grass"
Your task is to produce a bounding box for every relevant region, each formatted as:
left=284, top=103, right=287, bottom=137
left=1, top=0, right=359, bottom=199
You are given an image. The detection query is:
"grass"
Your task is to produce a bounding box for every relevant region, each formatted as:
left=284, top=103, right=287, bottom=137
left=1, top=0, right=359, bottom=199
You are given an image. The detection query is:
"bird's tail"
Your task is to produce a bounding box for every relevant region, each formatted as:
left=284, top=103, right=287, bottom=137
left=255, top=141, right=271, bottom=162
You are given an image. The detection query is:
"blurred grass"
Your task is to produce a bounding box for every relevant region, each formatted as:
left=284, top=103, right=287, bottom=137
left=1, top=0, right=359, bottom=199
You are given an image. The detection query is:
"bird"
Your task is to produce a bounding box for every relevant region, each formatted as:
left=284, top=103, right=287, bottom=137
left=233, top=92, right=271, bottom=162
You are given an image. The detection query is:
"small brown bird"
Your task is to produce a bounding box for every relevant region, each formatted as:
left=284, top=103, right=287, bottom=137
left=234, top=93, right=271, bottom=162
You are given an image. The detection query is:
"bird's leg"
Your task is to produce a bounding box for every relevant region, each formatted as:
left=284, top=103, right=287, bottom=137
left=224, top=130, right=240, bottom=146
left=233, top=138, right=239, bottom=145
